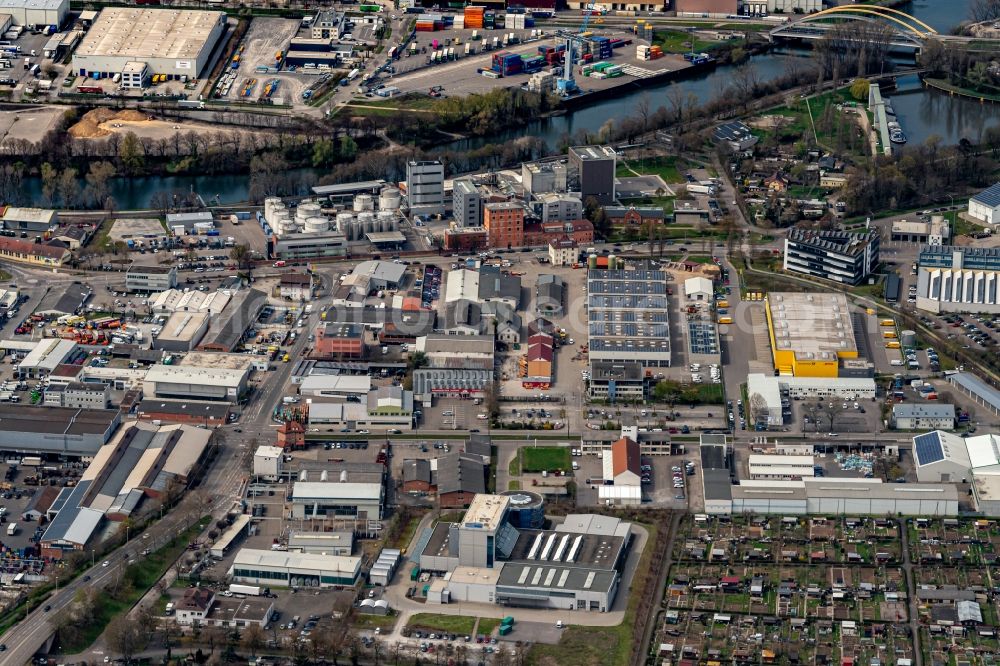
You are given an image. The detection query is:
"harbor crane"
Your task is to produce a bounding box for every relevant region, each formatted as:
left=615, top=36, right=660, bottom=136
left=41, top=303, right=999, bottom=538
left=556, top=3, right=601, bottom=95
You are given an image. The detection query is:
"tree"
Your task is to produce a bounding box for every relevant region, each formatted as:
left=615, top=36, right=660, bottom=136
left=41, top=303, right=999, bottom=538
left=118, top=131, right=145, bottom=176
left=230, top=243, right=254, bottom=280
left=241, top=624, right=265, bottom=657
left=483, top=380, right=500, bottom=419
left=849, top=78, right=870, bottom=101
left=407, top=351, right=428, bottom=370
left=312, top=138, right=336, bottom=168
left=106, top=613, right=145, bottom=663
left=339, top=135, right=358, bottom=160
left=749, top=392, right=770, bottom=428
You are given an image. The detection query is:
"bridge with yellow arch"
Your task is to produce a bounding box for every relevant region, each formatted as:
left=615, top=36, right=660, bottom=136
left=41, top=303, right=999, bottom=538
left=768, top=4, right=938, bottom=50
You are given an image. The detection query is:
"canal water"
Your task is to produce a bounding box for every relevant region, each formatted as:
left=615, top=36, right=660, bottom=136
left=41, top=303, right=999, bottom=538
left=20, top=0, right=999, bottom=207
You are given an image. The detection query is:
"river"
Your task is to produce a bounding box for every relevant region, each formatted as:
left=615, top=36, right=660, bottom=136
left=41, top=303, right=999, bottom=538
left=19, top=0, right=997, bottom=207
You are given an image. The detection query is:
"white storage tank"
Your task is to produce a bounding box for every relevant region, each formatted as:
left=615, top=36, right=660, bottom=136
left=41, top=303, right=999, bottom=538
left=377, top=211, right=396, bottom=232
left=297, top=202, right=322, bottom=222
left=336, top=212, right=355, bottom=233
left=358, top=212, right=376, bottom=233
left=304, top=216, right=330, bottom=233
left=349, top=219, right=363, bottom=241
left=354, top=194, right=375, bottom=212
left=379, top=187, right=401, bottom=211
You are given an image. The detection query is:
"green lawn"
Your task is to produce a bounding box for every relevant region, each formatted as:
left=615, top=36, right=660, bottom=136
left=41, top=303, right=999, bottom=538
left=520, top=446, right=571, bottom=473
left=508, top=480, right=521, bottom=490
left=508, top=453, right=521, bottom=477
left=407, top=613, right=478, bottom=635
left=353, top=613, right=399, bottom=629
left=477, top=617, right=502, bottom=636
left=618, top=196, right=675, bottom=214
left=617, top=156, right=683, bottom=184
left=651, top=29, right=718, bottom=54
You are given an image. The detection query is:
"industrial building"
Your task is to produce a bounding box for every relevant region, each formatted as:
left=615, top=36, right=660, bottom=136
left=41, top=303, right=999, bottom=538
left=135, top=398, right=231, bottom=428
left=587, top=268, right=671, bottom=399
left=969, top=182, right=1000, bottom=226
left=484, top=202, right=525, bottom=250
left=891, top=218, right=950, bottom=244
left=0, top=404, right=120, bottom=456
left=892, top=404, right=956, bottom=431
left=229, top=548, right=362, bottom=588
left=916, top=246, right=1000, bottom=314
left=948, top=372, right=1000, bottom=416
left=783, top=229, right=880, bottom=285
left=149, top=288, right=233, bottom=315
left=126, top=264, right=178, bottom=293
left=764, top=292, right=858, bottom=377
left=535, top=274, right=564, bottom=316
left=196, top=288, right=267, bottom=352
left=290, top=474, right=383, bottom=520
left=298, top=375, right=371, bottom=399
left=143, top=364, right=250, bottom=402
left=535, top=192, right=583, bottom=223
left=152, top=312, right=211, bottom=352
left=73, top=8, right=226, bottom=81
left=0, top=0, right=67, bottom=27
left=253, top=445, right=283, bottom=481
left=288, top=531, right=354, bottom=557
left=18, top=338, right=76, bottom=378
left=747, top=454, right=815, bottom=480
left=522, top=161, right=567, bottom=195
left=0, top=206, right=58, bottom=232
left=728, top=478, right=960, bottom=516
left=700, top=434, right=735, bottom=515
left=568, top=145, right=616, bottom=205
left=406, top=160, right=445, bottom=215
left=452, top=178, right=482, bottom=228
left=746, top=373, right=877, bottom=427
left=307, top=386, right=414, bottom=431
left=603, top=436, right=640, bottom=486
left=412, top=333, right=495, bottom=399
left=413, top=495, right=633, bottom=613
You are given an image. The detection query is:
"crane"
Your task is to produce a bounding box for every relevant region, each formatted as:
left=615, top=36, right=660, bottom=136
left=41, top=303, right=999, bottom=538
left=556, top=3, right=600, bottom=96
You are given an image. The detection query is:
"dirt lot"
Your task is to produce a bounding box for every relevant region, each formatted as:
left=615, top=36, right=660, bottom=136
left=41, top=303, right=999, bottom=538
left=0, top=106, right=63, bottom=146
left=223, top=17, right=317, bottom=107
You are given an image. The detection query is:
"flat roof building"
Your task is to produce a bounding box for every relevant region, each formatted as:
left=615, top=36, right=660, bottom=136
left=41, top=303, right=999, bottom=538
left=229, top=548, right=362, bottom=588
left=0, top=404, right=120, bottom=456
left=783, top=229, right=880, bottom=285
left=18, top=338, right=76, bottom=378
left=73, top=8, right=226, bottom=79
left=748, top=454, right=815, bottom=480
left=765, top=292, right=858, bottom=377
left=152, top=311, right=210, bottom=352
left=0, top=0, right=68, bottom=27
left=291, top=480, right=383, bottom=520
left=144, top=364, right=249, bottom=402
left=893, top=403, right=956, bottom=431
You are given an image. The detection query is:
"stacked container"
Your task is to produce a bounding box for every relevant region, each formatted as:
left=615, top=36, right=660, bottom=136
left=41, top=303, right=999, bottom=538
left=464, top=6, right=485, bottom=29
left=593, top=36, right=612, bottom=60
left=492, top=51, right=522, bottom=76
left=520, top=53, right=545, bottom=73
left=484, top=11, right=495, bottom=29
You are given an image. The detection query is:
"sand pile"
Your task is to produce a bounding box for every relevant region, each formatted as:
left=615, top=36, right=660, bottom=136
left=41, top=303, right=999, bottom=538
left=68, top=109, right=154, bottom=138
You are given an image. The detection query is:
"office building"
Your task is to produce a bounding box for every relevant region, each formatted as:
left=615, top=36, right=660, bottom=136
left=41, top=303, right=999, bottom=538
left=891, top=218, right=950, bottom=245
left=969, top=182, right=1000, bottom=226
left=916, top=246, right=1000, bottom=314
left=764, top=292, right=858, bottom=377
left=125, top=264, right=177, bottom=293
left=73, top=8, right=226, bottom=80
left=311, top=9, right=344, bottom=39
left=892, top=404, right=956, bottom=431
left=229, top=548, right=361, bottom=588
left=568, top=145, right=617, bottom=205
left=43, top=381, right=110, bottom=410
left=291, top=477, right=383, bottom=520
left=484, top=202, right=525, bottom=249
left=406, top=160, right=445, bottom=215
left=452, top=178, right=482, bottom=228
left=783, top=229, right=880, bottom=285
left=747, top=454, right=815, bottom=480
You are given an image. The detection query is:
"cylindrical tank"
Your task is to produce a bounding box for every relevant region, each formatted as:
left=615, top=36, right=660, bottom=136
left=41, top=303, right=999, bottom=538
left=304, top=216, right=330, bottom=233
left=900, top=329, right=917, bottom=347
left=297, top=202, right=322, bottom=222
left=336, top=213, right=354, bottom=233
left=500, top=491, right=545, bottom=529
left=607, top=254, right=616, bottom=270
left=320, top=470, right=329, bottom=482
left=358, top=212, right=376, bottom=233
left=354, top=194, right=375, bottom=212
left=378, top=211, right=395, bottom=232
left=587, top=254, right=598, bottom=269
left=379, top=186, right=402, bottom=211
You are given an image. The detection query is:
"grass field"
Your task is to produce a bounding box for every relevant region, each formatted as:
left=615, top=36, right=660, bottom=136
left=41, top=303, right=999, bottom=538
left=354, top=613, right=399, bottom=630
left=527, top=521, right=660, bottom=666
left=477, top=617, right=502, bottom=636
left=408, top=613, right=478, bottom=635
left=652, top=29, right=718, bottom=54
left=618, top=195, right=675, bottom=214
left=508, top=480, right=521, bottom=490
left=520, top=446, right=571, bottom=473
left=617, top=156, right=683, bottom=183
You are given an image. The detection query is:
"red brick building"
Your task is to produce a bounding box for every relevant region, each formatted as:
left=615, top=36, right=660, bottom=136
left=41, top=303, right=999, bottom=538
left=522, top=219, right=594, bottom=247
left=444, top=226, right=489, bottom=252
left=604, top=206, right=666, bottom=228
left=313, top=323, right=365, bottom=359
left=484, top=202, right=525, bottom=249
left=136, top=399, right=231, bottom=427
left=277, top=420, right=305, bottom=449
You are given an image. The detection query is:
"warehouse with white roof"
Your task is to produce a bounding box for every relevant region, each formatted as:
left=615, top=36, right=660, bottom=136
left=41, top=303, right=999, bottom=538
left=912, top=430, right=972, bottom=483
left=229, top=548, right=361, bottom=588
left=144, top=364, right=249, bottom=402
left=72, top=7, right=226, bottom=81
left=291, top=478, right=383, bottom=520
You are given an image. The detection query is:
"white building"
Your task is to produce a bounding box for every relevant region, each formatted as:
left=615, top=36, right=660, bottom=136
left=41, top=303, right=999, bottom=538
left=143, top=364, right=249, bottom=402
left=298, top=375, right=371, bottom=399
left=126, top=264, right=177, bottom=293
left=287, top=531, right=354, bottom=556
left=229, top=548, right=361, bottom=588
left=969, top=183, right=1000, bottom=226
left=683, top=277, right=713, bottom=301
left=535, top=192, right=583, bottom=223
left=0, top=0, right=68, bottom=28
left=892, top=404, right=956, bottom=431
left=73, top=8, right=226, bottom=80
left=18, top=339, right=76, bottom=378
left=746, top=374, right=877, bottom=427
left=406, top=160, right=444, bottom=215
left=747, top=454, right=815, bottom=480
left=253, top=445, right=283, bottom=481
left=291, top=480, right=383, bottom=520
left=452, top=178, right=482, bottom=228
left=548, top=237, right=578, bottom=267
left=730, top=478, right=960, bottom=516
left=913, top=431, right=972, bottom=483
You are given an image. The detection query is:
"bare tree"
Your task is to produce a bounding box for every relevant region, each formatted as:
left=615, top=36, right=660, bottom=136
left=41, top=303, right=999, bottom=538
left=749, top=392, right=771, bottom=428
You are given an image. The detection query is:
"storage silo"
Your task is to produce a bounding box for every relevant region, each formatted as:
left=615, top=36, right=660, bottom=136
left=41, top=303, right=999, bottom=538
left=377, top=211, right=395, bottom=232
left=900, top=330, right=917, bottom=347
left=379, top=186, right=402, bottom=211
left=587, top=254, right=598, bottom=269
left=359, top=212, right=376, bottom=234
left=500, top=491, right=545, bottom=529
left=336, top=212, right=354, bottom=233
left=304, top=216, right=330, bottom=233
left=348, top=219, right=364, bottom=241
left=354, top=194, right=375, bottom=212
left=297, top=202, right=322, bottom=223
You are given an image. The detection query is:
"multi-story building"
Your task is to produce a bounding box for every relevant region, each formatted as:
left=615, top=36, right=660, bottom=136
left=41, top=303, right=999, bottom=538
left=44, top=381, right=111, bottom=410
left=916, top=246, right=1000, bottom=314
left=522, top=161, right=567, bottom=195
left=452, top=178, right=482, bottom=228
left=126, top=265, right=178, bottom=293
left=535, top=192, right=583, bottom=223
left=484, top=202, right=525, bottom=249
left=548, top=236, right=579, bottom=266
left=742, top=0, right=821, bottom=14
left=568, top=145, right=617, bottom=205
left=893, top=404, right=956, bottom=431
left=406, top=160, right=445, bottom=215
left=604, top=205, right=665, bottom=228
left=313, top=323, right=366, bottom=359
left=764, top=292, right=858, bottom=378
left=311, top=9, right=344, bottom=39
left=783, top=229, right=880, bottom=285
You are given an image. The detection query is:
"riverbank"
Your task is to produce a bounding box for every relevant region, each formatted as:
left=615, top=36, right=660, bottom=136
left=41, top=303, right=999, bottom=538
left=924, top=77, right=1000, bottom=104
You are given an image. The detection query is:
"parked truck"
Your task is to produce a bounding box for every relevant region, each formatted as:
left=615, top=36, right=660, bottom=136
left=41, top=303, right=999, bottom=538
left=229, top=584, right=261, bottom=596
left=177, top=99, right=205, bottom=109
left=7, top=522, right=16, bottom=536
left=686, top=183, right=716, bottom=195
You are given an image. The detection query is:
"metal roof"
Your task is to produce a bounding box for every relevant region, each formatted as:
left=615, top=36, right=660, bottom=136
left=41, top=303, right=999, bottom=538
left=972, top=183, right=1000, bottom=208
left=949, top=372, right=1000, bottom=413
left=292, top=481, right=383, bottom=501
left=311, top=180, right=385, bottom=196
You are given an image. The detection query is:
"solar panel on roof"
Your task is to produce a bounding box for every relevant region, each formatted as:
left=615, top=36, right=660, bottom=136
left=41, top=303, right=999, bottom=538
left=973, top=183, right=1000, bottom=208
left=914, top=432, right=945, bottom=465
